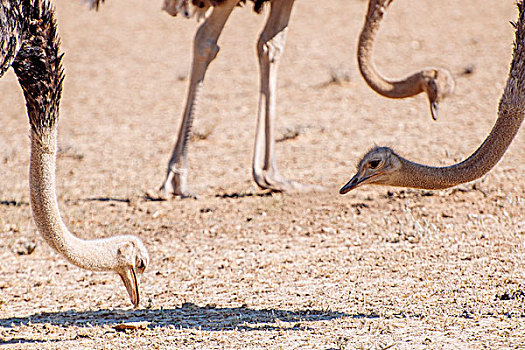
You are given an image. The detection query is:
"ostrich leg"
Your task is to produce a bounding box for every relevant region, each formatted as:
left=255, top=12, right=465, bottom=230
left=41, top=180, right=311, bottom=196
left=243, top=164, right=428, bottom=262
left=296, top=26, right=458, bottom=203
left=160, top=0, right=237, bottom=198
left=253, top=0, right=322, bottom=191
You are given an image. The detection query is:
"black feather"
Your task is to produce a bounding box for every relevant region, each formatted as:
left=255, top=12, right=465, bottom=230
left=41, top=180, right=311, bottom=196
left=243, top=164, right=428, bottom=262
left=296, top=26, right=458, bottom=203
left=6, top=0, right=65, bottom=134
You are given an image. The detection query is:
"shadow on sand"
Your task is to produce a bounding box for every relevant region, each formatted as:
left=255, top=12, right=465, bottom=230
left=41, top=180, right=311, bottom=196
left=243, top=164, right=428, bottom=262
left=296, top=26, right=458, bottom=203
left=0, top=303, right=375, bottom=332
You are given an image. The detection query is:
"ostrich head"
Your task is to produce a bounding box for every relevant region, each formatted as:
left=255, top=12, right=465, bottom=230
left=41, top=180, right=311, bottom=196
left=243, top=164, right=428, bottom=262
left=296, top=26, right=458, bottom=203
left=339, top=147, right=402, bottom=194
left=422, top=68, right=455, bottom=120
left=114, top=236, right=149, bottom=307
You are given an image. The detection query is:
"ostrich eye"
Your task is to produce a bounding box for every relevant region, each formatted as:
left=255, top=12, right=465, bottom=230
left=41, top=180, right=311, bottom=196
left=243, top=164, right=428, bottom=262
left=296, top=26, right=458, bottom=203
left=369, top=160, right=381, bottom=169
left=137, top=260, right=145, bottom=269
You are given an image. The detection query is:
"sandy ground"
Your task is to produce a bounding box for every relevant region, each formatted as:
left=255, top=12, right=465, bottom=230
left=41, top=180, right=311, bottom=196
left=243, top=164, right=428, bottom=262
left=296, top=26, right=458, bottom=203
left=1, top=0, right=524, bottom=348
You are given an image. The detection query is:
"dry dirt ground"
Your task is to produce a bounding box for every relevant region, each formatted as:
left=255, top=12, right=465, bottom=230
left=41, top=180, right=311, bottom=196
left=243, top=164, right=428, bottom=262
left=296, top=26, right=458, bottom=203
left=1, top=0, right=524, bottom=348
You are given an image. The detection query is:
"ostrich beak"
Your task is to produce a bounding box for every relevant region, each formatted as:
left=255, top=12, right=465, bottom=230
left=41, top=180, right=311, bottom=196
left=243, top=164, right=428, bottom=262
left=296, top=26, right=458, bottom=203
left=430, top=100, right=439, bottom=121
left=340, top=172, right=382, bottom=194
left=119, top=267, right=139, bottom=307
left=340, top=174, right=362, bottom=194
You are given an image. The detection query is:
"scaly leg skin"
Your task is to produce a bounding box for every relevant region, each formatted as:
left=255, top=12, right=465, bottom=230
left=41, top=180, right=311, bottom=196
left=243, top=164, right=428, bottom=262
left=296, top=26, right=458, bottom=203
left=253, top=0, right=324, bottom=192
left=159, top=0, right=237, bottom=199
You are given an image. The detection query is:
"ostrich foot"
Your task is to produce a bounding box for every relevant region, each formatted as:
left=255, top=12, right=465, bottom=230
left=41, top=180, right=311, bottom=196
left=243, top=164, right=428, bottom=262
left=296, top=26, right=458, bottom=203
left=159, top=169, right=197, bottom=199
left=254, top=169, right=325, bottom=193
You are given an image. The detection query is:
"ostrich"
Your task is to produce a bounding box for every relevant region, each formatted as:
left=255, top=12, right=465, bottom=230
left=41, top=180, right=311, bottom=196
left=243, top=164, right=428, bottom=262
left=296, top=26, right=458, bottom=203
left=357, top=0, right=455, bottom=120
left=1, top=0, right=149, bottom=307
left=159, top=0, right=304, bottom=198
left=339, top=2, right=524, bottom=193
left=91, top=0, right=447, bottom=198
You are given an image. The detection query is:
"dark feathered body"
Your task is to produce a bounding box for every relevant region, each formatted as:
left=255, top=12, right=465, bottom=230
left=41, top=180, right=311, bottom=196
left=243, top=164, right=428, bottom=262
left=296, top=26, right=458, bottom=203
left=1, top=0, right=24, bottom=77
left=197, top=0, right=269, bottom=13
left=0, top=0, right=64, bottom=134
left=93, top=0, right=269, bottom=14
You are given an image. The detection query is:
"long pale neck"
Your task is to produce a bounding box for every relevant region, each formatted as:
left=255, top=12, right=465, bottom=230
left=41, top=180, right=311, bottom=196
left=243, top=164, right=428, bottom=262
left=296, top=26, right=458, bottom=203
left=357, top=0, right=425, bottom=98
left=390, top=60, right=525, bottom=190
left=30, top=128, right=118, bottom=271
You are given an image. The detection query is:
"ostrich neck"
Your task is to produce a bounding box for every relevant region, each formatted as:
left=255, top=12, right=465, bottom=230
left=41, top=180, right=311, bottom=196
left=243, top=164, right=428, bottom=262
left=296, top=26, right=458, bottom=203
left=357, top=0, right=425, bottom=98
left=30, top=128, right=117, bottom=271
left=394, top=102, right=524, bottom=190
